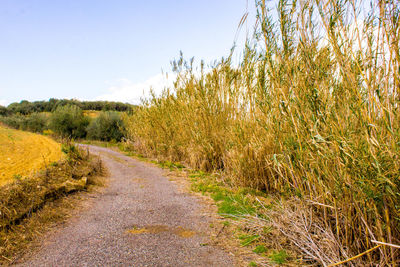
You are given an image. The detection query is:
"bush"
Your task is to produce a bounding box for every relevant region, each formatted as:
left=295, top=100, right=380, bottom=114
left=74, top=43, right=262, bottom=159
left=23, top=113, right=48, bottom=133
left=49, top=104, right=89, bottom=139
left=86, top=111, right=124, bottom=141
left=0, top=114, right=24, bottom=129
left=0, top=106, right=8, bottom=116
left=0, top=113, right=49, bottom=133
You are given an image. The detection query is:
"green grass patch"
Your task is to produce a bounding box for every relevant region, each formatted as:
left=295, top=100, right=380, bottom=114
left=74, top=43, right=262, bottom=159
left=262, top=226, right=272, bottom=234
left=223, top=221, right=231, bottom=226
left=253, top=245, right=267, bottom=254
left=190, top=170, right=261, bottom=218
left=269, top=250, right=288, bottom=265
left=157, top=160, right=185, bottom=170
left=238, top=234, right=260, bottom=247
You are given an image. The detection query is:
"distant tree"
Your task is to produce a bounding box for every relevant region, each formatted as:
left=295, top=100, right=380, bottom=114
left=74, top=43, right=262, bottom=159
left=0, top=105, right=8, bottom=116
left=24, top=113, right=48, bottom=133
left=86, top=111, right=125, bottom=141
left=5, top=98, right=135, bottom=115
left=48, top=98, right=59, bottom=111
left=7, top=100, right=34, bottom=115
left=49, top=104, right=89, bottom=139
left=0, top=114, right=24, bottom=129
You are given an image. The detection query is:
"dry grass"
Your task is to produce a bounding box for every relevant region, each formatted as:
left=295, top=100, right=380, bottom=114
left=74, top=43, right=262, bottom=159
left=124, top=0, right=400, bottom=265
left=83, top=110, right=100, bottom=118
left=0, top=125, right=63, bottom=185
left=0, top=144, right=103, bottom=264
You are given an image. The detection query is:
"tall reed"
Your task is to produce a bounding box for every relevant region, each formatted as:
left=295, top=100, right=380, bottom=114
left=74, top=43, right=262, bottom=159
left=125, top=0, right=399, bottom=264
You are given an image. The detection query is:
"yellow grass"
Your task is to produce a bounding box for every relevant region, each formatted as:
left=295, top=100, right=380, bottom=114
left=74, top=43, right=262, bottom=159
left=83, top=110, right=100, bottom=118
left=0, top=126, right=62, bottom=185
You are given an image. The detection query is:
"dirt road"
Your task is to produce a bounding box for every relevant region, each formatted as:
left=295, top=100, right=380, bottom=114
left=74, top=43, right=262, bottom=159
left=18, top=145, right=233, bottom=266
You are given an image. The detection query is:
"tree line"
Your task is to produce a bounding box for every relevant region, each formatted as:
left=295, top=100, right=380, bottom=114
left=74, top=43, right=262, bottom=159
left=0, top=102, right=128, bottom=142
left=0, top=98, right=135, bottom=116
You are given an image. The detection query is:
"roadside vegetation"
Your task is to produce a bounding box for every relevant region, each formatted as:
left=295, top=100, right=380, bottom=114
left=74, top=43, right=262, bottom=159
left=124, top=0, right=400, bottom=265
left=0, top=99, right=129, bottom=141
left=0, top=99, right=123, bottom=262
left=0, top=142, right=103, bottom=264
left=86, top=111, right=125, bottom=141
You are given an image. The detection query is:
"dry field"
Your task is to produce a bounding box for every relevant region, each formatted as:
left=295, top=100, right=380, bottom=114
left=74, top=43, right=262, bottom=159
left=83, top=110, right=100, bottom=118
left=0, top=125, right=62, bottom=185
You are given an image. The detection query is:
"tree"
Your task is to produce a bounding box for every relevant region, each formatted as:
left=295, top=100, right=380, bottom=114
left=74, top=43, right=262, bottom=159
left=49, top=104, right=89, bottom=139
left=0, top=105, right=8, bottom=116
left=86, top=111, right=124, bottom=141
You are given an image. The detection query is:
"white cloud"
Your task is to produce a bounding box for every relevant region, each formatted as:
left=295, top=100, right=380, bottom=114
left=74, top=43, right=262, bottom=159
left=95, top=73, right=176, bottom=105
left=0, top=99, right=9, bottom=107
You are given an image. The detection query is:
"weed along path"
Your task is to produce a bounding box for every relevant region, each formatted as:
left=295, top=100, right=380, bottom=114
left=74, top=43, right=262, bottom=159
left=18, top=145, right=233, bottom=266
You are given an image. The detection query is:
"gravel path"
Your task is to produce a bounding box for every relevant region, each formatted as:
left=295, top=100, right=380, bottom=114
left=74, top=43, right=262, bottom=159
left=17, top=145, right=233, bottom=267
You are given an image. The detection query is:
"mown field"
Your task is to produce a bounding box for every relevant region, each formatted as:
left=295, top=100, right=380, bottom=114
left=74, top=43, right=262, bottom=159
left=0, top=125, right=62, bottom=185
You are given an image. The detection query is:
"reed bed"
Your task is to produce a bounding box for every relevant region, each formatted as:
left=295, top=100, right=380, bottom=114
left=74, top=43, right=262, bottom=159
left=124, top=0, right=399, bottom=264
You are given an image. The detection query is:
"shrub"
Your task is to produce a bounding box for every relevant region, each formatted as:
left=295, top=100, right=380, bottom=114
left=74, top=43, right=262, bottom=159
left=0, top=106, right=8, bottom=116
left=24, top=113, right=48, bottom=133
left=0, top=114, right=24, bottom=129
left=49, top=104, right=89, bottom=139
left=86, top=111, right=124, bottom=141
left=0, top=113, right=49, bottom=133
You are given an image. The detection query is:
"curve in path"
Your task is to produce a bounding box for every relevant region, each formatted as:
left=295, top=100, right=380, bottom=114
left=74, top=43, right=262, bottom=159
left=18, top=145, right=233, bottom=267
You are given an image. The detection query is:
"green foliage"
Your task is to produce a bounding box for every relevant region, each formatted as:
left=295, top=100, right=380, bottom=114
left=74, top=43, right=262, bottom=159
left=0, top=110, right=127, bottom=141
left=216, top=193, right=257, bottom=217
left=7, top=100, right=35, bottom=115
left=49, top=104, right=89, bottom=139
left=269, top=250, right=288, bottom=265
left=24, top=113, right=48, bottom=133
left=190, top=171, right=259, bottom=217
left=0, top=106, right=8, bottom=116
left=61, top=142, right=83, bottom=162
left=5, top=98, right=134, bottom=115
left=253, top=245, right=267, bottom=254
left=0, top=113, right=48, bottom=133
left=0, top=114, right=24, bottom=129
left=86, top=111, right=125, bottom=141
left=157, top=160, right=185, bottom=170
left=238, top=234, right=260, bottom=247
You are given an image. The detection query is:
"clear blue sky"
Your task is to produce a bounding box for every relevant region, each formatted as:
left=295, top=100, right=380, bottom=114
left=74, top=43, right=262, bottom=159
left=0, top=0, right=255, bottom=106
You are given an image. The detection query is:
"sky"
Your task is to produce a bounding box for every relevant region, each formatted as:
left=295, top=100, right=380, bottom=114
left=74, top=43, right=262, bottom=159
left=0, top=0, right=256, bottom=106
